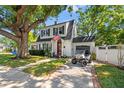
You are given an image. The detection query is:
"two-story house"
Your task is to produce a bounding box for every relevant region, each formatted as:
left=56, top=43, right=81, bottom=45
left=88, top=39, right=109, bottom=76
left=31, top=20, right=95, bottom=57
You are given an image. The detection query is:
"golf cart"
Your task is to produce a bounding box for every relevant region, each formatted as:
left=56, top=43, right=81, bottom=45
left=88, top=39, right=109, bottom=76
left=71, top=50, right=91, bottom=67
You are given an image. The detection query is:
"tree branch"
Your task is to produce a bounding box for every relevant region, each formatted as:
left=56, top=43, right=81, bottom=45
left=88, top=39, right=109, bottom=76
left=23, top=6, right=37, bottom=31
left=15, top=5, right=27, bottom=26
left=27, top=6, right=55, bottom=32
left=0, top=29, right=19, bottom=42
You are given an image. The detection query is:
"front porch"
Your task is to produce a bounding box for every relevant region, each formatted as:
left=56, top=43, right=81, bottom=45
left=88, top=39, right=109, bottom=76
left=52, top=38, right=63, bottom=58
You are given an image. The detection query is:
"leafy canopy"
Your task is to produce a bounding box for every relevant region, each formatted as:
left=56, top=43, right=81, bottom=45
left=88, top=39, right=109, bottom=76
left=77, top=5, right=124, bottom=45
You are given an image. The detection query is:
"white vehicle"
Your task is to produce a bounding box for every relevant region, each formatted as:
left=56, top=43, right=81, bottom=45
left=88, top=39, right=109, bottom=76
left=71, top=50, right=91, bottom=67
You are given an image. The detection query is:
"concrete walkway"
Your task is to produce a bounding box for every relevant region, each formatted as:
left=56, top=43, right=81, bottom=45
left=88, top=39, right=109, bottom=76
left=0, top=59, right=94, bottom=88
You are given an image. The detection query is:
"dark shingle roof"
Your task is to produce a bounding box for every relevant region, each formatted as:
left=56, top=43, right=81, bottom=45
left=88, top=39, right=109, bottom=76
left=64, top=20, right=74, bottom=40
left=72, top=36, right=95, bottom=43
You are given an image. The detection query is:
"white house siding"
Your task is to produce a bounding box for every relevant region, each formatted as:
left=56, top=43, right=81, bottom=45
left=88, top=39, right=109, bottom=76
left=63, top=40, right=72, bottom=57
left=72, top=42, right=95, bottom=55
left=51, top=40, right=57, bottom=55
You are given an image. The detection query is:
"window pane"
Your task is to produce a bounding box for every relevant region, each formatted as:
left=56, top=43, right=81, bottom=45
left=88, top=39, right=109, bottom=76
left=41, top=30, right=44, bottom=37
left=59, top=26, right=64, bottom=34
left=53, top=28, right=58, bottom=35
left=39, top=44, right=41, bottom=50
left=53, top=28, right=56, bottom=35
left=42, top=30, right=45, bottom=36
left=46, top=29, right=50, bottom=36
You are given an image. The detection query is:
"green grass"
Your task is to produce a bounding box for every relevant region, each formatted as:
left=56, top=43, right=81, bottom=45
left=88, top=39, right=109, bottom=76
left=23, top=59, right=67, bottom=77
left=0, top=54, right=47, bottom=68
left=95, top=63, right=124, bottom=88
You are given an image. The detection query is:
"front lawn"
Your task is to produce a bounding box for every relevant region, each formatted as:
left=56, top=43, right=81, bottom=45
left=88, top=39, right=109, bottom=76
left=0, top=54, right=47, bottom=68
left=94, top=63, right=124, bottom=88
left=23, top=59, right=67, bottom=77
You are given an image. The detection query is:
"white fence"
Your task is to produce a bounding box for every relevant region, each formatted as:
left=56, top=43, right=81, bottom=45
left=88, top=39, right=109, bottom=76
left=96, top=45, right=124, bottom=66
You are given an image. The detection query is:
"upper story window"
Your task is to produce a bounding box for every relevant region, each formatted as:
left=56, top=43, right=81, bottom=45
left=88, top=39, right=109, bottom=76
left=41, top=30, right=45, bottom=37
left=41, top=29, right=50, bottom=37
left=59, top=26, right=64, bottom=34
left=46, top=29, right=50, bottom=36
left=53, top=28, right=58, bottom=35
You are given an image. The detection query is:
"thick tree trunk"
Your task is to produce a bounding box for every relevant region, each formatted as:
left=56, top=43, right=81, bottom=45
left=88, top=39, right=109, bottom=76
left=17, top=32, right=29, bottom=58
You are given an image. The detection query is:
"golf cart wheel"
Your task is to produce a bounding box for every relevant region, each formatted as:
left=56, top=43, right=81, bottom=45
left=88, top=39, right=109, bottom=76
left=72, top=59, right=77, bottom=64
left=88, top=60, right=92, bottom=63
left=81, top=61, right=87, bottom=67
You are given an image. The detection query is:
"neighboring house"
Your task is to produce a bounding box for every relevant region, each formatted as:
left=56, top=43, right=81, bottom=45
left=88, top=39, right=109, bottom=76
left=0, top=43, right=6, bottom=52
left=31, top=20, right=95, bottom=57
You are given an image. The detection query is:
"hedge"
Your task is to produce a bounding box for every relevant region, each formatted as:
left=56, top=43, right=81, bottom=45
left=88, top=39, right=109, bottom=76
left=29, top=50, right=45, bottom=56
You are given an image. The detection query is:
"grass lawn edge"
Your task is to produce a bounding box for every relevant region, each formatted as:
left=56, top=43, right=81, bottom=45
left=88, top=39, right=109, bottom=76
left=94, top=61, right=124, bottom=88
left=23, top=59, right=67, bottom=77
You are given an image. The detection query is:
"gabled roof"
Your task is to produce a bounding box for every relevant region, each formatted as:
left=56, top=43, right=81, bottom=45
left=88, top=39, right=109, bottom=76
left=64, top=20, right=74, bottom=40
left=72, top=36, right=95, bottom=43
left=36, top=20, right=74, bottom=42
left=46, top=20, right=74, bottom=27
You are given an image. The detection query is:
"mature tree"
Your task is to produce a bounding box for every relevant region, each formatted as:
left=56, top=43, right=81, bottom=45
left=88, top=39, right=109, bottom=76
left=77, top=5, right=124, bottom=45
left=0, top=5, right=66, bottom=58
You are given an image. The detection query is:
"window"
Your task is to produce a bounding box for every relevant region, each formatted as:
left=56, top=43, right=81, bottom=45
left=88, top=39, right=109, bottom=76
left=42, top=43, right=49, bottom=50
left=41, top=30, right=45, bottom=37
left=42, top=43, right=46, bottom=50
left=39, top=44, right=41, bottom=50
left=59, top=26, right=64, bottom=34
left=53, top=28, right=58, bottom=35
left=41, top=30, right=44, bottom=37
left=46, top=29, right=50, bottom=36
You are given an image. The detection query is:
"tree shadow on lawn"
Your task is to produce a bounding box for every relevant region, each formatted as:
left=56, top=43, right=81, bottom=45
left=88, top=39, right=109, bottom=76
left=95, top=63, right=124, bottom=88
left=0, top=62, right=93, bottom=88
left=0, top=54, right=47, bottom=68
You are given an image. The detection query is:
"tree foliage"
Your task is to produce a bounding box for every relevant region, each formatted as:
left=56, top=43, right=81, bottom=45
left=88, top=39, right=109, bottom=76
left=28, top=31, right=37, bottom=47
left=77, top=5, right=124, bottom=45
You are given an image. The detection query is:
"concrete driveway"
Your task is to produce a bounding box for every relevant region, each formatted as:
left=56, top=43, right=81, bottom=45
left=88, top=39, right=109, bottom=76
left=0, top=60, right=94, bottom=88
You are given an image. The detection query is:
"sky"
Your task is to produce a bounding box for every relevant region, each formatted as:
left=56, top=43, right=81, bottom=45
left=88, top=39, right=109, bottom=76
left=45, top=5, right=87, bottom=26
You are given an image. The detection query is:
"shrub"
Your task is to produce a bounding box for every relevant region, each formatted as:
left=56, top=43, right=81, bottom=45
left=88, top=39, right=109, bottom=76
left=44, top=49, right=51, bottom=57
left=91, top=52, right=96, bottom=60
left=29, top=50, right=45, bottom=56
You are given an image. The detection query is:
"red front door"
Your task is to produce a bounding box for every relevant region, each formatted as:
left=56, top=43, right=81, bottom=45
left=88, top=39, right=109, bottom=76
left=57, top=39, right=62, bottom=57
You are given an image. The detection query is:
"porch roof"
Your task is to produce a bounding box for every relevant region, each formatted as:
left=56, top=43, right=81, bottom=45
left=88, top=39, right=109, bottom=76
left=36, top=36, right=66, bottom=42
